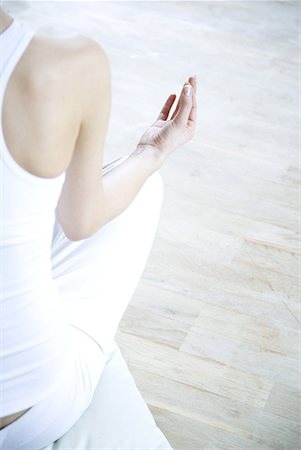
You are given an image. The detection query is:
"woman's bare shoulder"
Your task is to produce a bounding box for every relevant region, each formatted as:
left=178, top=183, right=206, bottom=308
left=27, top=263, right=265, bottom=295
left=4, top=33, right=108, bottom=178
left=24, top=33, right=106, bottom=86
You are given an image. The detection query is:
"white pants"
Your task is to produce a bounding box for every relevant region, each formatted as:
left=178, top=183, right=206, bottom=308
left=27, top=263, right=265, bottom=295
left=0, top=155, right=164, bottom=450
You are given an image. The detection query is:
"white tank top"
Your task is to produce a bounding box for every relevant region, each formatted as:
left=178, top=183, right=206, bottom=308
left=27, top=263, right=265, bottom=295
left=0, top=18, right=71, bottom=417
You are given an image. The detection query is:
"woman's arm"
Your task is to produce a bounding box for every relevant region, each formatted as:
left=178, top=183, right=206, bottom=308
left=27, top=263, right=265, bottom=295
left=56, top=37, right=197, bottom=241
left=99, top=75, right=198, bottom=230
left=99, top=149, right=161, bottom=229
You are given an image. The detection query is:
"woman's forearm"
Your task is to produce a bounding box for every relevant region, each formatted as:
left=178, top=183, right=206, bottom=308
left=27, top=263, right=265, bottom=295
left=99, top=146, right=162, bottom=228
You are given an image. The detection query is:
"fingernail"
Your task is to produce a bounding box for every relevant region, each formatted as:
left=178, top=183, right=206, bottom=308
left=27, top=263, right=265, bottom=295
left=184, top=84, right=191, bottom=96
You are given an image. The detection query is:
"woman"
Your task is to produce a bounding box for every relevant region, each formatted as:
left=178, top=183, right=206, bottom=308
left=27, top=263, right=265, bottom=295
left=0, top=6, right=197, bottom=449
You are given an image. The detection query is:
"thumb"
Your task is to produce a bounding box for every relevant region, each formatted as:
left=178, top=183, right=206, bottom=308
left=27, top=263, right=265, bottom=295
left=173, top=83, right=192, bottom=126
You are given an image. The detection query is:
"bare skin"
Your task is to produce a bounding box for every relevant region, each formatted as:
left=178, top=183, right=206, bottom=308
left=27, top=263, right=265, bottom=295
left=0, top=7, right=197, bottom=430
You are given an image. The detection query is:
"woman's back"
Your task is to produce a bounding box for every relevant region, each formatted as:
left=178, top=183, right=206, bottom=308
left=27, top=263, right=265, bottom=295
left=0, top=18, right=75, bottom=419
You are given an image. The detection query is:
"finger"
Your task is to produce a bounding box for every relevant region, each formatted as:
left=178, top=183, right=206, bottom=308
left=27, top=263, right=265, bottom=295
left=173, top=82, right=193, bottom=127
left=157, top=94, right=176, bottom=121
left=188, top=76, right=197, bottom=123
left=188, top=75, right=197, bottom=87
left=170, top=95, right=180, bottom=121
left=171, top=76, right=197, bottom=121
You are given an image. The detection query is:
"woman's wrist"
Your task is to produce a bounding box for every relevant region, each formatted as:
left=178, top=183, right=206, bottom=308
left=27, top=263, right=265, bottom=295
left=130, top=144, right=165, bottom=174
left=99, top=144, right=163, bottom=227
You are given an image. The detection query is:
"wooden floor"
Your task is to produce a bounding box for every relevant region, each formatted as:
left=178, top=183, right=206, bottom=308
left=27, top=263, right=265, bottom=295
left=7, top=1, right=299, bottom=449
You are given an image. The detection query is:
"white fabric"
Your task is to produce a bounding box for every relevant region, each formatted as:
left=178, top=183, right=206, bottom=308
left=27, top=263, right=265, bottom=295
left=0, top=151, right=171, bottom=450
left=0, top=17, right=69, bottom=417
left=0, top=151, right=169, bottom=449
left=41, top=340, right=173, bottom=450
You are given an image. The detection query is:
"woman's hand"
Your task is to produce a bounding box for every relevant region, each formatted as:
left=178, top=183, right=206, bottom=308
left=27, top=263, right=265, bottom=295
left=135, top=75, right=198, bottom=167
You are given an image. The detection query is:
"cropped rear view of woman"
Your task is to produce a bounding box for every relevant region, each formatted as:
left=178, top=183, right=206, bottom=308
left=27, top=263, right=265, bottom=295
left=0, top=5, right=197, bottom=449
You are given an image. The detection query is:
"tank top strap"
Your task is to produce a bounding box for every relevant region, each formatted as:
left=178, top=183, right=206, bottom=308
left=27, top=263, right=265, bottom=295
left=0, top=18, right=35, bottom=82
left=0, top=18, right=36, bottom=166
